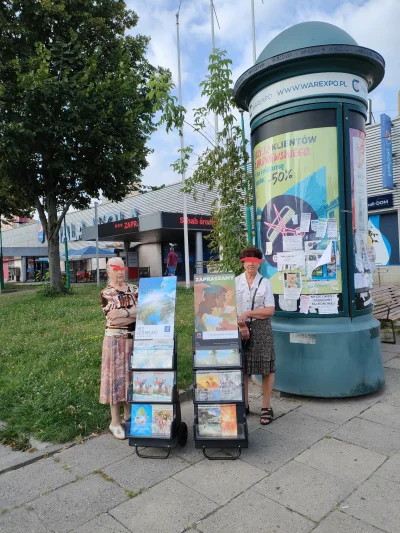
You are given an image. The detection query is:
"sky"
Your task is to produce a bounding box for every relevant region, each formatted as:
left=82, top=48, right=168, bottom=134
left=125, top=0, right=400, bottom=188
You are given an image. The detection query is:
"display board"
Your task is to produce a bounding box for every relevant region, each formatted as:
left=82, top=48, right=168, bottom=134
left=192, top=272, right=248, bottom=456
left=194, top=273, right=239, bottom=350
left=253, top=110, right=342, bottom=315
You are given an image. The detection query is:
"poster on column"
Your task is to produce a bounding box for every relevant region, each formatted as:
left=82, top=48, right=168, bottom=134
left=254, top=120, right=342, bottom=314
left=350, top=127, right=374, bottom=310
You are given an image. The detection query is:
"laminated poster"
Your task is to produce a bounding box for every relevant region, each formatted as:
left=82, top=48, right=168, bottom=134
left=131, top=371, right=174, bottom=402
left=254, top=125, right=342, bottom=303
left=283, top=272, right=302, bottom=300
left=197, top=404, right=238, bottom=438
left=194, top=273, right=239, bottom=350
left=135, top=277, right=177, bottom=340
left=195, top=370, right=242, bottom=402
left=194, top=349, right=241, bottom=368
left=129, top=404, right=173, bottom=438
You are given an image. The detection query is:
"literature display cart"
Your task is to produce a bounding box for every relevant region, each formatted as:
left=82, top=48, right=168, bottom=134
left=192, top=273, right=248, bottom=460
left=126, top=277, right=187, bottom=458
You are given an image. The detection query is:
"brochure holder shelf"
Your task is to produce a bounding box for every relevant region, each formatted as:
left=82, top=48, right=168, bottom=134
left=127, top=276, right=187, bottom=459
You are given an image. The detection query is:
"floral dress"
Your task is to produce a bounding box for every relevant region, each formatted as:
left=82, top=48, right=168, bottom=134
left=99, top=284, right=138, bottom=405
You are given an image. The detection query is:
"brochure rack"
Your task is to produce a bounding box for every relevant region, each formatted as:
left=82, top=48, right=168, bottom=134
left=125, top=277, right=187, bottom=459
left=192, top=272, right=249, bottom=460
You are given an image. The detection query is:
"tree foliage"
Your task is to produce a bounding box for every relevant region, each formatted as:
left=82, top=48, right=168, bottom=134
left=150, top=50, right=252, bottom=275
left=0, top=0, right=160, bottom=288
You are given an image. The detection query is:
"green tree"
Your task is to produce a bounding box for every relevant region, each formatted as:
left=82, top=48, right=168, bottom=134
left=149, top=50, right=252, bottom=275
left=0, top=1, right=160, bottom=290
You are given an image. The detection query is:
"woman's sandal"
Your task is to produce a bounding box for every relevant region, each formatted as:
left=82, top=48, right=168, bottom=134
left=260, top=407, right=274, bottom=425
left=109, top=424, right=126, bottom=440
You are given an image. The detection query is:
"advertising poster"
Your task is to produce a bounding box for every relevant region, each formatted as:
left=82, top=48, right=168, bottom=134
left=131, top=371, right=174, bottom=402
left=129, top=404, right=173, bottom=438
left=197, top=404, right=238, bottom=438
left=135, top=277, right=176, bottom=340
left=254, top=124, right=342, bottom=314
left=368, top=212, right=399, bottom=266
left=194, top=273, right=239, bottom=349
left=350, top=127, right=376, bottom=298
left=195, top=370, right=242, bottom=402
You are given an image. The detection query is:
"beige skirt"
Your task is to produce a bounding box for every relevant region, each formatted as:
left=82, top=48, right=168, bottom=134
left=100, top=335, right=133, bottom=405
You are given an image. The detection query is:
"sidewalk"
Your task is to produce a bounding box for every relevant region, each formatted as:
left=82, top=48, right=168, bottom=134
left=1, top=341, right=400, bottom=533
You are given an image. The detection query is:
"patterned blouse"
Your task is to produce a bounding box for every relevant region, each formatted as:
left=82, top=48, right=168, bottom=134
left=100, top=284, right=138, bottom=331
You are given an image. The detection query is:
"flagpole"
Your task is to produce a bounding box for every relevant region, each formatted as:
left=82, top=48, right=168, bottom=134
left=176, top=12, right=190, bottom=289
left=251, top=0, right=256, bottom=64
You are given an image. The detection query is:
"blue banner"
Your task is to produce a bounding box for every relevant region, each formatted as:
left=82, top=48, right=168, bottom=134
left=37, top=222, right=45, bottom=243
left=380, top=114, right=393, bottom=189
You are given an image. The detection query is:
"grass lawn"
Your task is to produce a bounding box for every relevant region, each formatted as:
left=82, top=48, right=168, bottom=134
left=0, top=284, right=194, bottom=445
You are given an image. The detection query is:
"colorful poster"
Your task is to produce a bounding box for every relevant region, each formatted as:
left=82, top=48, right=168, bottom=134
left=195, top=370, right=242, bottom=402
left=131, top=371, right=174, bottom=402
left=135, top=277, right=176, bottom=340
left=350, top=128, right=370, bottom=293
left=128, top=404, right=173, bottom=438
left=130, top=349, right=173, bottom=370
left=194, top=273, right=239, bottom=349
left=194, top=349, right=241, bottom=368
left=368, top=212, right=399, bottom=266
left=197, top=404, right=238, bottom=438
left=254, top=124, right=342, bottom=313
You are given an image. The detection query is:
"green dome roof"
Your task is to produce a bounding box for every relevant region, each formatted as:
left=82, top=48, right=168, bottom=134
left=256, top=22, right=358, bottom=64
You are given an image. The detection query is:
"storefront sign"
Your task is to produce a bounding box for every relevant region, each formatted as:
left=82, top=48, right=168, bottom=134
left=249, top=72, right=368, bottom=119
left=380, top=114, right=394, bottom=189
left=98, top=217, right=139, bottom=238
left=162, top=212, right=213, bottom=230
left=37, top=223, right=45, bottom=243
left=368, top=193, right=393, bottom=211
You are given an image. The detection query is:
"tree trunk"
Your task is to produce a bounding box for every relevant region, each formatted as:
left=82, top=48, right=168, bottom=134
left=46, top=194, right=64, bottom=291
left=47, top=233, right=63, bottom=291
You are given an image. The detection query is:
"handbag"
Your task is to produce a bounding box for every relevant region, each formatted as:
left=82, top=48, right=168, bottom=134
left=241, top=276, right=264, bottom=348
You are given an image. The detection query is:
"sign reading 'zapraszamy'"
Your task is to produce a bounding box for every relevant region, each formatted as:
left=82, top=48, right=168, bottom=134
left=249, top=72, right=368, bottom=119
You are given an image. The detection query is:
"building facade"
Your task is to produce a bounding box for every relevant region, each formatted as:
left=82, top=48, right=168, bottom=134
left=1, top=182, right=217, bottom=282
left=366, top=115, right=400, bottom=285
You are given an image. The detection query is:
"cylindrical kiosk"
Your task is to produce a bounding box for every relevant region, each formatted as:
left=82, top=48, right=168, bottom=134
left=234, top=22, right=385, bottom=397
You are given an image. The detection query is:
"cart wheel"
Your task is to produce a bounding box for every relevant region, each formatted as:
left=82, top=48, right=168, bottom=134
left=177, top=422, right=188, bottom=447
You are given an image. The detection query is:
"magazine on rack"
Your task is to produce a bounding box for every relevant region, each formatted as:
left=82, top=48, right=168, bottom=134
left=135, top=277, right=176, bottom=340
left=131, top=371, right=174, bottom=402
left=195, top=371, right=242, bottom=402
left=197, top=404, right=238, bottom=438
left=194, top=273, right=239, bottom=351
left=194, top=348, right=241, bottom=368
left=129, top=404, right=173, bottom=438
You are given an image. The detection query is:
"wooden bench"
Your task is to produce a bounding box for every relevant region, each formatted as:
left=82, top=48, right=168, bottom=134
left=371, top=285, right=400, bottom=344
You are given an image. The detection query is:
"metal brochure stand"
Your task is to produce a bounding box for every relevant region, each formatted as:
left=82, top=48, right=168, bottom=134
left=192, top=272, right=249, bottom=460
left=125, top=277, right=187, bottom=458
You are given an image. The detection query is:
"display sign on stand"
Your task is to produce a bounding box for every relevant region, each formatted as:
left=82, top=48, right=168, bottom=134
left=192, top=272, right=248, bottom=460
left=126, top=277, right=187, bottom=458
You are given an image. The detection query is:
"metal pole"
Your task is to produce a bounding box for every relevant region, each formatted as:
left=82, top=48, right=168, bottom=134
left=63, top=219, right=70, bottom=289
left=251, top=0, right=256, bottom=64
left=176, top=13, right=191, bottom=289
left=240, top=110, right=253, bottom=244
left=95, top=202, right=100, bottom=287
left=210, top=0, right=219, bottom=144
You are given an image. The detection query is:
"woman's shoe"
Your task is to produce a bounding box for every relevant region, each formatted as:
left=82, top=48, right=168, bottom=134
left=260, top=407, right=274, bottom=426
left=109, top=424, right=126, bottom=440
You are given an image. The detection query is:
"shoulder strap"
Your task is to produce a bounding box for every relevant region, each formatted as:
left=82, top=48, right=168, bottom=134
left=249, top=277, right=265, bottom=324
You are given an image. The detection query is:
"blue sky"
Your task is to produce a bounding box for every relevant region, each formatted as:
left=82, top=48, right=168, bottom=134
left=126, top=0, right=400, bottom=187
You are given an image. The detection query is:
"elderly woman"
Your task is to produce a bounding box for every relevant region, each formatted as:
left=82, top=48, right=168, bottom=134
left=236, top=247, right=276, bottom=425
left=100, top=257, right=138, bottom=439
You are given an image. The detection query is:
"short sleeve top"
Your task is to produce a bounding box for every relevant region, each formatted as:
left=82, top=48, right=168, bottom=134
left=235, top=272, right=275, bottom=317
left=100, top=284, right=138, bottom=330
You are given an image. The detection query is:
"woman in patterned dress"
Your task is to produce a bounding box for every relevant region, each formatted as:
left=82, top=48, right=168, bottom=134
left=236, top=247, right=276, bottom=425
left=100, top=257, right=138, bottom=439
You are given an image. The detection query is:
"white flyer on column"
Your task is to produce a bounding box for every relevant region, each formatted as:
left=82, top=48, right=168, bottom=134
left=327, top=218, right=338, bottom=239
left=316, top=219, right=328, bottom=238
left=300, top=213, right=311, bottom=233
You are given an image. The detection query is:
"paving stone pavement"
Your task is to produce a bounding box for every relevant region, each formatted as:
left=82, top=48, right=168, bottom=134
left=0, top=343, right=400, bottom=533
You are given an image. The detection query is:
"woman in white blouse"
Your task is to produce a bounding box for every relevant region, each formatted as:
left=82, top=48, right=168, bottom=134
left=236, top=247, right=276, bottom=425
